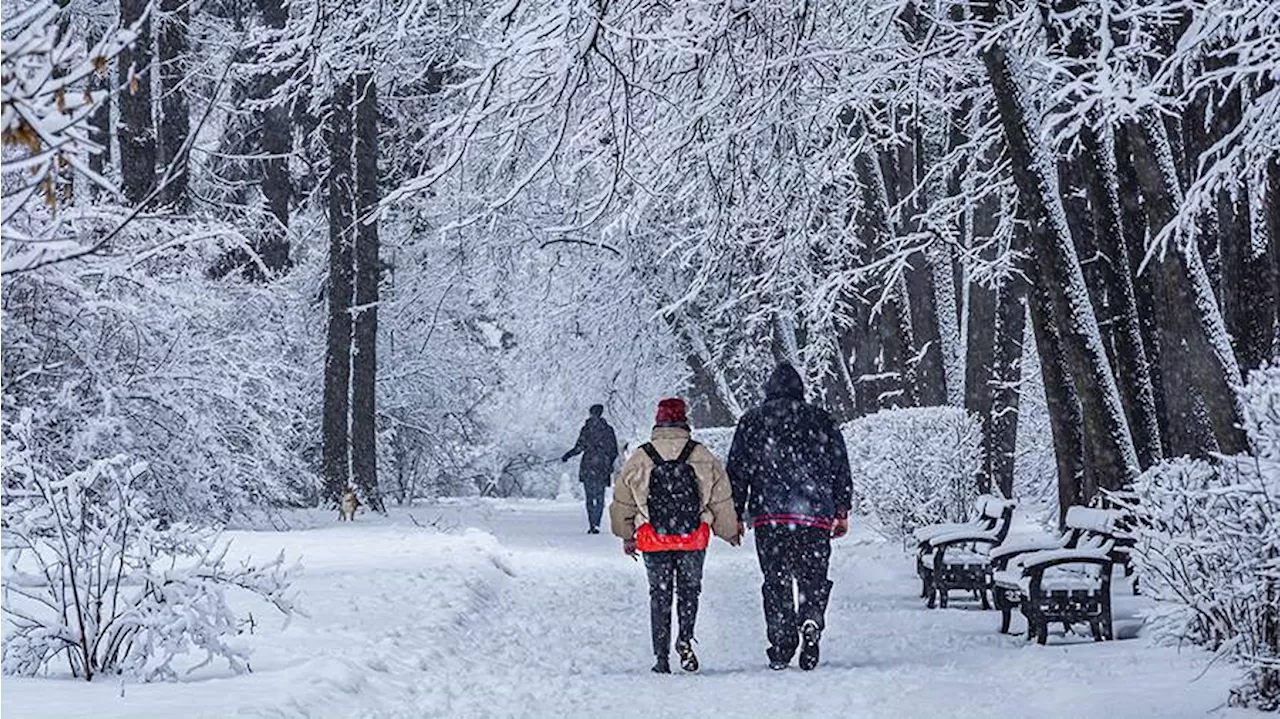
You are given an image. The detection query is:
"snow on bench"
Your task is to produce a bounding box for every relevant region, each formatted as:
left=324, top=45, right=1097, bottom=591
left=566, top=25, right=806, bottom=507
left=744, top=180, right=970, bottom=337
left=916, top=496, right=1017, bottom=610
left=990, top=506, right=1134, bottom=644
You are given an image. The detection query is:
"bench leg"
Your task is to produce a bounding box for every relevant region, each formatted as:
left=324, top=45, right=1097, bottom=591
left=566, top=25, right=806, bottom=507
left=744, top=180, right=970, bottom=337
left=938, top=588, right=949, bottom=609
left=1035, top=620, right=1048, bottom=645
left=999, top=607, right=1011, bottom=634
left=1090, top=620, right=1103, bottom=642
left=980, top=588, right=991, bottom=611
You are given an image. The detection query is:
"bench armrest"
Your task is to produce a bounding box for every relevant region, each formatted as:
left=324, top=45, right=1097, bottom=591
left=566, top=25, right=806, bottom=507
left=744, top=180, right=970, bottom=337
left=928, top=528, right=999, bottom=547
left=1014, top=542, right=1115, bottom=571
left=989, top=533, right=1069, bottom=569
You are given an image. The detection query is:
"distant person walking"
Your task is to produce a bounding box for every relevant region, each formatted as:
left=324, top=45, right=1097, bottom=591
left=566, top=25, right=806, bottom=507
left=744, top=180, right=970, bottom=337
left=609, top=398, right=740, bottom=674
left=727, top=363, right=852, bottom=671
left=562, top=404, right=619, bottom=534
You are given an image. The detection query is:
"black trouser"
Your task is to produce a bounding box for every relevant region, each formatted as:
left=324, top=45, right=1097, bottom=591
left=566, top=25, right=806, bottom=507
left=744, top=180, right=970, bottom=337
left=643, top=549, right=705, bottom=657
left=755, top=524, right=833, bottom=662
left=584, top=483, right=606, bottom=529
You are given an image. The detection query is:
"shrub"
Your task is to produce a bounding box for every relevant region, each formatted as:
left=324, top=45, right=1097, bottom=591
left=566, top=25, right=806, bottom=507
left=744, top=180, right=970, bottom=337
left=1114, top=366, right=1280, bottom=710
left=843, top=406, right=984, bottom=540
left=1, top=411, right=299, bottom=681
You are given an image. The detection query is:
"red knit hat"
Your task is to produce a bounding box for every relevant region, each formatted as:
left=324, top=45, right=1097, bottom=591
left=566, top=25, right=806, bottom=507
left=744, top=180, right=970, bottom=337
left=655, top=397, right=688, bottom=426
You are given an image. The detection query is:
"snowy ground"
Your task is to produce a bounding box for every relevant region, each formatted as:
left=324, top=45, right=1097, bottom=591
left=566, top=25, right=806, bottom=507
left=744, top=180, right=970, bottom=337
left=2, top=498, right=1256, bottom=718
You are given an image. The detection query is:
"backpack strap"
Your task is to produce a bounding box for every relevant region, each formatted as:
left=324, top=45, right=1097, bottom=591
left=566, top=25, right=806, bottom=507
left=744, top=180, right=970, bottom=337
left=675, top=440, right=698, bottom=464
left=639, top=443, right=665, bottom=465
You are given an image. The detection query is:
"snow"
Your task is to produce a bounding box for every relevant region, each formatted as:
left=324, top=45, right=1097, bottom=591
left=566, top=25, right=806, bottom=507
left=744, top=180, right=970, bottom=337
left=1, top=500, right=1259, bottom=718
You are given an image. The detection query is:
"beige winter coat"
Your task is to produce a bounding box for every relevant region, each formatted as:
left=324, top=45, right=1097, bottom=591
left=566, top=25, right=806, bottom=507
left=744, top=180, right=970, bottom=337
left=609, top=426, right=739, bottom=543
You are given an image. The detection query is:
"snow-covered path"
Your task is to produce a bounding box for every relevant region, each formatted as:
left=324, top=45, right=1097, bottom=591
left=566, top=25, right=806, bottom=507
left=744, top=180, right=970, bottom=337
left=412, top=501, right=1240, bottom=719
left=2, top=499, right=1251, bottom=718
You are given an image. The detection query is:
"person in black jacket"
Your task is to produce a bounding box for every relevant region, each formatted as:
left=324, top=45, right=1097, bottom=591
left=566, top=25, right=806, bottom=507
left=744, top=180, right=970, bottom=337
left=726, top=363, right=853, bottom=671
left=562, top=404, right=619, bottom=533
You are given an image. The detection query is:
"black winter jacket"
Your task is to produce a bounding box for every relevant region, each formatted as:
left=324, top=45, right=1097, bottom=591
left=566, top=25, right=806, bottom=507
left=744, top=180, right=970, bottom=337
left=564, top=416, right=618, bottom=485
left=726, top=364, right=853, bottom=529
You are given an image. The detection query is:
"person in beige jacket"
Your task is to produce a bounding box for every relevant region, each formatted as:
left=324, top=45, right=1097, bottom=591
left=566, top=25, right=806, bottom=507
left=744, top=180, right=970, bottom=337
left=609, top=397, right=740, bottom=674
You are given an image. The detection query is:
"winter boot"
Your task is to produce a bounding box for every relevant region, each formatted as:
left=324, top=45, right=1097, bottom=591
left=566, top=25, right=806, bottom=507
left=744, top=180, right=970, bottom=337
left=799, top=620, right=821, bottom=671
left=587, top=527, right=600, bottom=534
left=652, top=655, right=671, bottom=674
left=767, top=645, right=791, bottom=671
left=675, top=639, right=699, bottom=673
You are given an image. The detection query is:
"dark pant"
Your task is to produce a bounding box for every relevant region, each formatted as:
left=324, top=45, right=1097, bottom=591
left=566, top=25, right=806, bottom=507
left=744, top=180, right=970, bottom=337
left=755, top=524, right=833, bottom=662
left=584, top=483, right=606, bottom=529
left=643, top=550, right=705, bottom=657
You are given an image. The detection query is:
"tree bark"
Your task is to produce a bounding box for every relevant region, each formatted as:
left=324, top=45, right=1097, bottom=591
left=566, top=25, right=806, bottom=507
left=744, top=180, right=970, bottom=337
left=322, top=77, right=355, bottom=506
left=256, top=0, right=292, bottom=274
left=1125, top=114, right=1249, bottom=455
left=853, top=150, right=911, bottom=411
left=118, top=0, right=156, bottom=206
left=1267, top=158, right=1280, bottom=365
left=351, top=72, right=381, bottom=511
left=156, top=0, right=189, bottom=210
left=988, top=268, right=1026, bottom=500
left=1026, top=262, right=1088, bottom=527
left=1079, top=129, right=1164, bottom=469
left=1035, top=0, right=1164, bottom=470
left=1224, top=180, right=1277, bottom=374
left=974, top=13, right=1140, bottom=493
left=1115, top=130, right=1170, bottom=456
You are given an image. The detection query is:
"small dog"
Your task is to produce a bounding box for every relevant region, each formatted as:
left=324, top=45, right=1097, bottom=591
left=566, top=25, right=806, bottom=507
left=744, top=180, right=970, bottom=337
left=338, top=488, right=361, bottom=521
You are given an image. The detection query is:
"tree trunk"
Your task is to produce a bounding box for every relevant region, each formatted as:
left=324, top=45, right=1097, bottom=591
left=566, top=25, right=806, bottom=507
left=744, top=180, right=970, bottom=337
left=1125, top=114, right=1249, bottom=455
left=1267, top=158, right=1280, bottom=364
left=322, top=77, right=355, bottom=506
left=975, top=14, right=1140, bottom=493
left=988, top=269, right=1026, bottom=500
left=156, top=0, right=189, bottom=210
left=118, top=0, right=156, bottom=206
left=1035, top=0, right=1161, bottom=469
left=964, top=174, right=1000, bottom=493
left=1225, top=180, right=1277, bottom=374
left=1026, top=263, right=1089, bottom=527
left=1115, top=130, right=1170, bottom=456
left=257, top=0, right=292, bottom=274
left=1079, top=128, right=1164, bottom=468
left=887, top=129, right=946, bottom=406
left=853, top=149, right=910, bottom=411
left=351, top=72, right=381, bottom=511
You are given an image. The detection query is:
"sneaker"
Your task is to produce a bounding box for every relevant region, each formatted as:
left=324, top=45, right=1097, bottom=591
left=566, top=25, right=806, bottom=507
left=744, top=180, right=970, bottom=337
left=799, top=620, right=821, bottom=671
left=675, top=639, right=699, bottom=673
left=652, top=655, right=671, bottom=674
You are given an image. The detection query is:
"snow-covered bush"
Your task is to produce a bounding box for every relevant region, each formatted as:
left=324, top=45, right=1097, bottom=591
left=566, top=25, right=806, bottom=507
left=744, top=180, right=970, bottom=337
left=1, top=239, right=319, bottom=521
left=844, top=407, right=984, bottom=539
left=1, top=412, right=299, bottom=681
left=1115, top=366, right=1280, bottom=709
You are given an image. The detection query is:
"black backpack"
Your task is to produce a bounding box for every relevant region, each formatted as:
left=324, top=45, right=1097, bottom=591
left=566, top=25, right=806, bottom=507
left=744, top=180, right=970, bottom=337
left=641, top=441, right=702, bottom=535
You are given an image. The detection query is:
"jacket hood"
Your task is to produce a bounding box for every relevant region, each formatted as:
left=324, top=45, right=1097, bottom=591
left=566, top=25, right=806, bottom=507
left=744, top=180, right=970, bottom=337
left=764, top=363, right=805, bottom=401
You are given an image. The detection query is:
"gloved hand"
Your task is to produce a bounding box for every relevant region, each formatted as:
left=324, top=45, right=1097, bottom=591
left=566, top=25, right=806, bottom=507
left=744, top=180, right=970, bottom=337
left=831, top=516, right=850, bottom=539
left=623, top=538, right=638, bottom=559
left=560, top=452, right=571, bottom=463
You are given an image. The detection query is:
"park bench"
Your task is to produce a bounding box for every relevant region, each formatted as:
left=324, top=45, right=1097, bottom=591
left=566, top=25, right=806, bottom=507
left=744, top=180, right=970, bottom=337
left=990, top=506, right=1135, bottom=643
left=913, top=494, right=1008, bottom=600
left=919, top=496, right=1017, bottom=609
